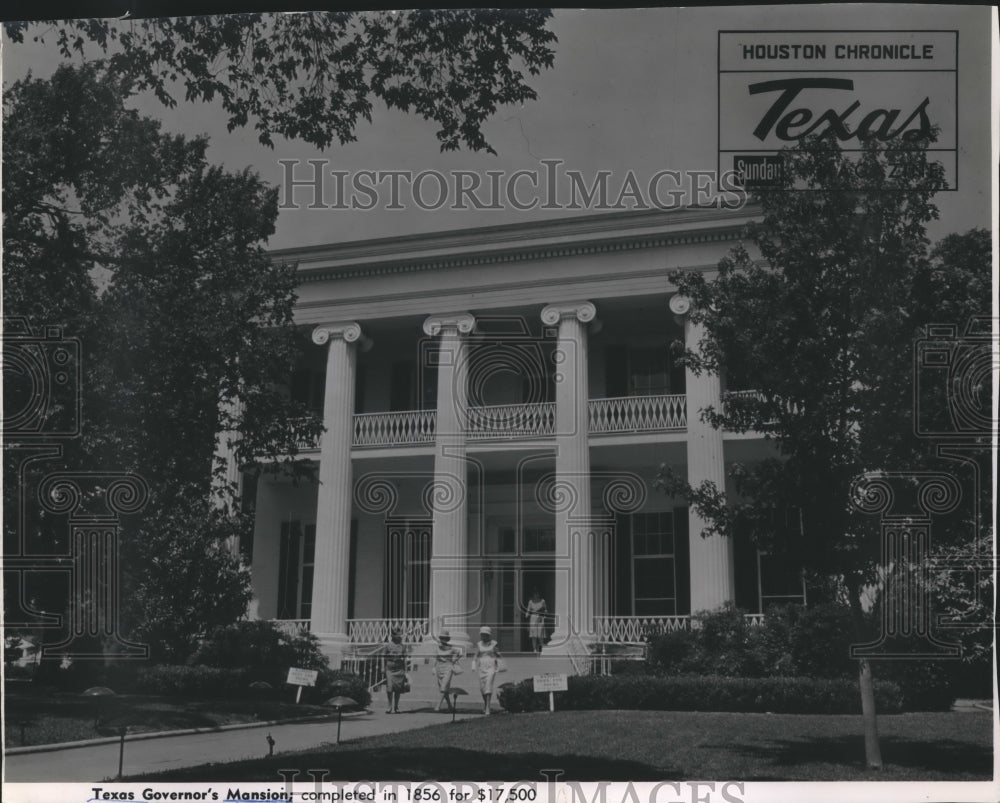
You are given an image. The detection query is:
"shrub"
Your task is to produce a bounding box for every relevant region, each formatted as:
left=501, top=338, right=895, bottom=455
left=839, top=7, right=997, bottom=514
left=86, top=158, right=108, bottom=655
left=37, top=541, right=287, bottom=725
left=785, top=603, right=857, bottom=678
left=646, top=629, right=702, bottom=675
left=873, top=653, right=959, bottom=712
left=134, top=665, right=248, bottom=696
left=498, top=674, right=905, bottom=714
left=189, top=620, right=328, bottom=689
left=311, top=668, right=372, bottom=709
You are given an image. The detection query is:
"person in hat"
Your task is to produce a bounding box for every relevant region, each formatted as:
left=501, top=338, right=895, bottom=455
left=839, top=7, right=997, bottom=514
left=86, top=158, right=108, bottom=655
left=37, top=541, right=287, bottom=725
left=432, top=628, right=464, bottom=712
left=367, top=625, right=410, bottom=713
left=471, top=626, right=503, bottom=715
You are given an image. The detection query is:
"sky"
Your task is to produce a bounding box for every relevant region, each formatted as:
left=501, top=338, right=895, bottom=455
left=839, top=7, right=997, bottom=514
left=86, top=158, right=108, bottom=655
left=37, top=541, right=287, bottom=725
left=1, top=5, right=995, bottom=251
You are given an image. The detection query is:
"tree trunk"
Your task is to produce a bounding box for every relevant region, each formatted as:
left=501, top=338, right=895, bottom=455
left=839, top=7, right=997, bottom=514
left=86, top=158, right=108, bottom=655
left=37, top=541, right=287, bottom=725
left=857, top=656, right=883, bottom=769
left=849, top=582, right=883, bottom=769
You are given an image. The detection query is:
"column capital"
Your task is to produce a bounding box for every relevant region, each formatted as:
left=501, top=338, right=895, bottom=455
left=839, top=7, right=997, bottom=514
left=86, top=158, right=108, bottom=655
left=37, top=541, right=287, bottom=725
left=541, top=301, right=596, bottom=326
left=423, top=312, right=475, bottom=337
left=668, top=294, right=692, bottom=317
left=312, top=322, right=362, bottom=346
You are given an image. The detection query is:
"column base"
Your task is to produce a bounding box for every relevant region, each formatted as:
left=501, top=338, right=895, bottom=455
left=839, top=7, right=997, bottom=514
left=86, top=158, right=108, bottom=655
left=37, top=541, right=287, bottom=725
left=312, top=632, right=350, bottom=670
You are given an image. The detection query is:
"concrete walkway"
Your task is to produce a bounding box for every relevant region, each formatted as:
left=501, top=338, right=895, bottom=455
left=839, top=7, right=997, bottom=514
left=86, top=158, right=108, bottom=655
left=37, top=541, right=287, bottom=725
left=4, top=704, right=484, bottom=783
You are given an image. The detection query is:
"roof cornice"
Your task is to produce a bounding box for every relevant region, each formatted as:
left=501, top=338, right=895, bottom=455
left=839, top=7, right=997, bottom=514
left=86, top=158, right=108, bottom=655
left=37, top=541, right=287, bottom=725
left=269, top=205, right=760, bottom=283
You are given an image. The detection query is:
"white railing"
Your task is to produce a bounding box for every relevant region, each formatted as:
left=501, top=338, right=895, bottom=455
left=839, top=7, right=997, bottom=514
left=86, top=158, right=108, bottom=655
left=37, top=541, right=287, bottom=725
left=723, top=390, right=802, bottom=422
left=565, top=619, right=593, bottom=676
left=467, top=401, right=556, bottom=440
left=341, top=653, right=386, bottom=693
left=353, top=410, right=436, bottom=447
left=595, top=615, right=692, bottom=643
left=589, top=394, right=686, bottom=434
left=346, top=618, right=429, bottom=644
left=744, top=613, right=766, bottom=628
left=271, top=619, right=311, bottom=637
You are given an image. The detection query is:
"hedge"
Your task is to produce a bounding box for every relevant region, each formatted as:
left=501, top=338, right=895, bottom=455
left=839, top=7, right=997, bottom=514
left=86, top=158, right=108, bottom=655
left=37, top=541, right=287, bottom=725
left=498, top=674, right=905, bottom=714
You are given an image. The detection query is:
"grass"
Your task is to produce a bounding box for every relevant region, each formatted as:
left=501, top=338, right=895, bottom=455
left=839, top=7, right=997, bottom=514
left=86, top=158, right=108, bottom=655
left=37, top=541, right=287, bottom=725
left=4, top=683, right=334, bottom=747
left=131, top=709, right=994, bottom=782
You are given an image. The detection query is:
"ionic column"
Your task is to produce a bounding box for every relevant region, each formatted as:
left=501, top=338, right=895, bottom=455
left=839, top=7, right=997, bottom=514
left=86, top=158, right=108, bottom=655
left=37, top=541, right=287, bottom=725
left=541, top=301, right=596, bottom=643
left=311, top=322, right=363, bottom=663
left=423, top=313, right=476, bottom=646
left=674, top=295, right=735, bottom=611
left=211, top=389, right=244, bottom=559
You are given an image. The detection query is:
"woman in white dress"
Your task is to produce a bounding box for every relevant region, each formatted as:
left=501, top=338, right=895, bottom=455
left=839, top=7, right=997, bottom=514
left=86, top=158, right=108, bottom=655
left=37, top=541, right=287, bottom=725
left=472, top=626, right=503, bottom=715
left=524, top=588, right=548, bottom=654
left=432, top=628, right=464, bottom=712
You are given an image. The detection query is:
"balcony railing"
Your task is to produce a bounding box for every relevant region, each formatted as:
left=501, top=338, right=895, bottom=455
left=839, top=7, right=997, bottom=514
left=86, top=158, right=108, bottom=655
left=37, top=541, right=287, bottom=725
left=589, top=394, right=686, bottom=434
left=346, top=617, right=429, bottom=644
left=595, top=615, right=691, bottom=642
left=289, top=392, right=783, bottom=450
left=467, top=401, right=556, bottom=440
left=353, top=410, right=437, bottom=447
left=595, top=613, right=766, bottom=643
left=270, top=619, right=312, bottom=637
left=723, top=390, right=802, bottom=423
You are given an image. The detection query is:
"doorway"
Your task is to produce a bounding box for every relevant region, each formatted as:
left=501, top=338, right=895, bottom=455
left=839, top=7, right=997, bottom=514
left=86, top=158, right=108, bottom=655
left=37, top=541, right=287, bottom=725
left=494, top=560, right=555, bottom=652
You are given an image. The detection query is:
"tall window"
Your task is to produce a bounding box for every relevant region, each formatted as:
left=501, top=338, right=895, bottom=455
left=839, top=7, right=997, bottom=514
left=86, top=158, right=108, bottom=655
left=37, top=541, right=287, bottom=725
left=631, top=512, right=677, bottom=615
left=605, top=344, right=685, bottom=398
left=277, top=521, right=315, bottom=620
left=384, top=520, right=432, bottom=619
left=629, top=347, right=671, bottom=396
left=758, top=551, right=807, bottom=609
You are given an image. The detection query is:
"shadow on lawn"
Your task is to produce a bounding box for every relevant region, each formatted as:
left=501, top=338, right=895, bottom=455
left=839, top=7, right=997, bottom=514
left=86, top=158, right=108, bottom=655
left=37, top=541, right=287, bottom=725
left=140, top=746, right=681, bottom=782
left=718, top=734, right=993, bottom=779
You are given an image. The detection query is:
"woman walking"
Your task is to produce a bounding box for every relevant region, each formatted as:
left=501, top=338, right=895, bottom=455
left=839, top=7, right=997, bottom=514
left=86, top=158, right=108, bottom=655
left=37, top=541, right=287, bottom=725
left=472, top=626, right=503, bottom=715
left=432, top=629, right=464, bottom=712
left=524, top=588, right=548, bottom=654
left=368, top=625, right=409, bottom=714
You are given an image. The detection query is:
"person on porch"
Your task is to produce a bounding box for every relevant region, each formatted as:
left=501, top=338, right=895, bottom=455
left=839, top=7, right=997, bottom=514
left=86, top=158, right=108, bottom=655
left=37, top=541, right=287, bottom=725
left=524, top=588, right=548, bottom=655
left=431, top=628, right=465, bottom=712
left=472, top=626, right=504, bottom=715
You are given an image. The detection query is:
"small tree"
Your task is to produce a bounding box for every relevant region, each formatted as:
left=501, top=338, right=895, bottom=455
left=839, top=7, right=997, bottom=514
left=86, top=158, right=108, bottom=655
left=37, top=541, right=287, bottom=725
left=658, top=133, right=991, bottom=768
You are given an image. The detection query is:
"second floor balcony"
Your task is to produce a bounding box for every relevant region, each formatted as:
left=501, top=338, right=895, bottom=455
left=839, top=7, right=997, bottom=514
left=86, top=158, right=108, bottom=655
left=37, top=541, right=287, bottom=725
left=290, top=392, right=700, bottom=451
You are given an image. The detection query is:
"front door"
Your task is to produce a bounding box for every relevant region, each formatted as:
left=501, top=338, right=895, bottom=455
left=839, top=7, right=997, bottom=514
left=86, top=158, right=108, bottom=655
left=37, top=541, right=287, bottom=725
left=495, top=560, right=555, bottom=652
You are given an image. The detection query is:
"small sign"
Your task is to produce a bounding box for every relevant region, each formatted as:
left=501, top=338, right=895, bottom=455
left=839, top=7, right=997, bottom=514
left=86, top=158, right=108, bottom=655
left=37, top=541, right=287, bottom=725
left=533, top=673, right=568, bottom=693
left=287, top=667, right=318, bottom=687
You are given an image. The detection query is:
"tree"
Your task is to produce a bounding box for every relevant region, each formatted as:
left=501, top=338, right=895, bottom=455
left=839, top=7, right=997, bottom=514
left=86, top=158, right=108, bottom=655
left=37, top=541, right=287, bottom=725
left=4, top=10, right=557, bottom=153
left=3, top=65, right=321, bottom=660
left=657, top=134, right=991, bottom=768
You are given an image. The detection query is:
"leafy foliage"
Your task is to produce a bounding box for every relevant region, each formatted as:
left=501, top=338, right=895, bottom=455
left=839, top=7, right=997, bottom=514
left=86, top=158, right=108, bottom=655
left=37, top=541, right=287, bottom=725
left=5, top=10, right=557, bottom=153
left=3, top=65, right=323, bottom=660
left=657, top=134, right=992, bottom=610
left=498, top=674, right=905, bottom=714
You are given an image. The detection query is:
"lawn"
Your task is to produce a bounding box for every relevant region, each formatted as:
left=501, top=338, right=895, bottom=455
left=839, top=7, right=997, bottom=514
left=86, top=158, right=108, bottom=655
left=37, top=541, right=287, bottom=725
left=4, top=683, right=334, bottom=747
left=131, top=709, right=993, bottom=782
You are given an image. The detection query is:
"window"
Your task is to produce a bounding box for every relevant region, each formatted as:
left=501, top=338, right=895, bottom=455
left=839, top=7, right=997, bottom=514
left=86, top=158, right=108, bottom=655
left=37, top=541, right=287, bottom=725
left=605, top=344, right=685, bottom=398
left=385, top=520, right=432, bottom=619
left=758, top=551, right=806, bottom=609
left=631, top=512, right=677, bottom=615
left=629, top=347, right=671, bottom=396
left=523, top=526, right=555, bottom=553
left=277, top=521, right=315, bottom=620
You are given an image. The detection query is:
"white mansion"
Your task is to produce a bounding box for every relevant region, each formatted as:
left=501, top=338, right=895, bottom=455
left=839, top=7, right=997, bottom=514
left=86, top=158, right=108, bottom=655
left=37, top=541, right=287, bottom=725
left=224, top=206, right=805, bottom=665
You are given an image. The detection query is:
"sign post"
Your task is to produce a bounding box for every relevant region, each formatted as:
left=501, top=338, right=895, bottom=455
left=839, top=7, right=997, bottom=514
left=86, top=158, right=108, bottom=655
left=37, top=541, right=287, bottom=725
left=286, top=667, right=319, bottom=703
left=532, top=673, right=568, bottom=712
